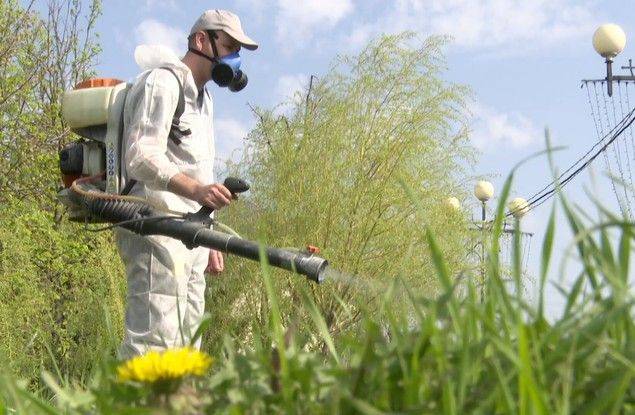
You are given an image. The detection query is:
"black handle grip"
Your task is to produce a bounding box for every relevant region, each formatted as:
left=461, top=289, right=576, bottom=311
left=198, top=206, right=214, bottom=217
left=197, top=177, right=250, bottom=218
left=224, top=177, right=250, bottom=194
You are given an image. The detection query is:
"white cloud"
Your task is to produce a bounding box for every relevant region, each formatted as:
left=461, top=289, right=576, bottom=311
left=144, top=0, right=177, bottom=10
left=114, top=26, right=133, bottom=51
left=275, top=73, right=308, bottom=102
left=343, top=0, right=597, bottom=53
left=134, top=19, right=186, bottom=57
left=235, top=0, right=267, bottom=16
left=276, top=0, right=353, bottom=49
left=344, top=24, right=374, bottom=51
left=427, top=0, right=595, bottom=49
left=470, top=103, right=540, bottom=149
left=215, top=117, right=251, bottom=162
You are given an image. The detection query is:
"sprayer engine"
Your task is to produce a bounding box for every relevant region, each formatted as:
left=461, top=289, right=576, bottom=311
left=57, top=78, right=128, bottom=220
left=59, top=141, right=106, bottom=184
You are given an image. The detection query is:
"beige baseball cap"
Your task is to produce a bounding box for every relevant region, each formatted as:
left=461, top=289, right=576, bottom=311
left=190, top=10, right=258, bottom=51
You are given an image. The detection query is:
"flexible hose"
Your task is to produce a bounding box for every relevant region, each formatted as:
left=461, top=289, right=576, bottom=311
left=70, top=175, right=183, bottom=216
left=85, top=197, right=155, bottom=233
left=69, top=175, right=242, bottom=237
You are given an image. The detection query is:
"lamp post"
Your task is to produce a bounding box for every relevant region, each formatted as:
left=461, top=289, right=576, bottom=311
left=592, top=23, right=629, bottom=97
left=474, top=180, right=494, bottom=221
left=474, top=181, right=494, bottom=298
left=467, top=184, right=534, bottom=300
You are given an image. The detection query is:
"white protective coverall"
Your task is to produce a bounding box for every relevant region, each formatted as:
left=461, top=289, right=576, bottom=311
left=115, top=46, right=214, bottom=359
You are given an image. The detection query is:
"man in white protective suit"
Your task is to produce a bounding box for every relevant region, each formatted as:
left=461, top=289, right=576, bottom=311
left=115, top=10, right=258, bottom=359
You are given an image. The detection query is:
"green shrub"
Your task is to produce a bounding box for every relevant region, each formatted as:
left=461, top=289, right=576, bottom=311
left=0, top=196, right=125, bottom=386
left=198, top=170, right=634, bottom=414
left=0, top=0, right=109, bottom=387
left=0, top=0, right=101, bottom=206
left=209, top=33, right=476, bottom=353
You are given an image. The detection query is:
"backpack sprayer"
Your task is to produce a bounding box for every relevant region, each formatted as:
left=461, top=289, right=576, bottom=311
left=56, top=76, right=329, bottom=283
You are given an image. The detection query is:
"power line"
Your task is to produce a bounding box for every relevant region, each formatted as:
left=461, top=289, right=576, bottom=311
left=503, top=82, right=635, bottom=217
left=522, top=84, right=632, bottom=205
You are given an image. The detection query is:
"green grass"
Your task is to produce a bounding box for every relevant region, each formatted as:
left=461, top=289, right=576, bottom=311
left=1, top=170, right=633, bottom=414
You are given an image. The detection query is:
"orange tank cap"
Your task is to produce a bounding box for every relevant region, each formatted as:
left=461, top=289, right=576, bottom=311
left=306, top=245, right=321, bottom=254
left=74, top=78, right=124, bottom=89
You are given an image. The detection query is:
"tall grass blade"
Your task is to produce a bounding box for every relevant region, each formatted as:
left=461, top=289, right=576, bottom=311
left=560, top=197, right=600, bottom=290
left=298, top=284, right=340, bottom=364
left=517, top=323, right=549, bottom=415
left=189, top=313, right=213, bottom=347
left=618, top=224, right=631, bottom=286
left=257, top=240, right=292, bottom=406
left=539, top=205, right=556, bottom=317
left=347, top=397, right=385, bottom=415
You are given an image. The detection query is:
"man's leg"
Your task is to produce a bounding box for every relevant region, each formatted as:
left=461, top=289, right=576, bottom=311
left=115, top=229, right=191, bottom=360
left=183, top=246, right=208, bottom=350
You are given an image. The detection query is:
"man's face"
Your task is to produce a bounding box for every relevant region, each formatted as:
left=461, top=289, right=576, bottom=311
left=214, top=31, right=241, bottom=56
left=193, top=30, right=240, bottom=58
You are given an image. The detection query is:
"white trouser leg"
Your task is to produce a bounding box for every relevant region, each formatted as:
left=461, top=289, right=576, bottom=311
left=184, top=246, right=208, bottom=350
left=115, top=229, right=206, bottom=360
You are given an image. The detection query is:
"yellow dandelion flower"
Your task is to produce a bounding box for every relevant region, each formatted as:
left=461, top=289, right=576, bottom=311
left=117, top=347, right=213, bottom=383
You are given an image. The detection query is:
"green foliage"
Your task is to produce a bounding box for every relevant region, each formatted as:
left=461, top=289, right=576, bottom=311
left=3, top=170, right=633, bottom=414
left=0, top=2, right=630, bottom=412
left=211, top=33, right=475, bottom=352
left=0, top=0, right=112, bottom=388
left=0, top=196, right=125, bottom=387
left=0, top=0, right=101, bottom=205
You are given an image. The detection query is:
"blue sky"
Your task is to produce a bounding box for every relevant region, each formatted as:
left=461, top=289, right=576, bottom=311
left=48, top=0, right=635, bottom=316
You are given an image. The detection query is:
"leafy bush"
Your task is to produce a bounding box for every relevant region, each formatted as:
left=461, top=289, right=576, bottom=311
left=0, top=196, right=125, bottom=386
left=210, top=33, right=476, bottom=353
left=0, top=0, right=110, bottom=387
left=0, top=0, right=101, bottom=206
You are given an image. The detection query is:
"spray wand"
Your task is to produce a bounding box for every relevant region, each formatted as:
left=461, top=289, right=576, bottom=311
left=66, top=176, right=329, bottom=283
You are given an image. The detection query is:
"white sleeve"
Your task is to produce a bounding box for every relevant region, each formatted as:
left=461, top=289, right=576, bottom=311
left=124, top=69, right=181, bottom=190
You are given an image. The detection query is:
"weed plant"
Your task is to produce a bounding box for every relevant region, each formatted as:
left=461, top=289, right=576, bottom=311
left=1, top=170, right=633, bottom=414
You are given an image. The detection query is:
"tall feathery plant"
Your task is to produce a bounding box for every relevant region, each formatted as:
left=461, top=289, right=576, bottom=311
left=211, top=32, right=476, bottom=351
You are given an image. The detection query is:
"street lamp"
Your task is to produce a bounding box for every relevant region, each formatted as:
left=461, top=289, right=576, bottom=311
left=444, top=196, right=461, bottom=211
left=592, top=23, right=629, bottom=97
left=508, top=197, right=530, bottom=219
left=474, top=180, right=494, bottom=221
left=468, top=181, right=534, bottom=300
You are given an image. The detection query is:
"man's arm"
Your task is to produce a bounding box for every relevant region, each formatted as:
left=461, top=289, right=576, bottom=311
left=124, top=69, right=234, bottom=209
left=124, top=69, right=182, bottom=190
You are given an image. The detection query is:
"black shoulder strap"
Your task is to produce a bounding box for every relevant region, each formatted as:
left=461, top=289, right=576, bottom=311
left=159, top=66, right=191, bottom=145
left=120, top=177, right=136, bottom=196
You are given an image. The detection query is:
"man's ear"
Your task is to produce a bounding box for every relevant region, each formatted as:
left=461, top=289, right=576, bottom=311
left=196, top=32, right=207, bottom=50
left=189, top=31, right=206, bottom=51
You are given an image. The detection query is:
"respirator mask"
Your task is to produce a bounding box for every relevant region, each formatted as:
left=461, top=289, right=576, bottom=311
left=188, top=30, right=248, bottom=92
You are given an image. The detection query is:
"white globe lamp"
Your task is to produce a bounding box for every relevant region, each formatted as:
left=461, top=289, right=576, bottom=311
left=474, top=181, right=494, bottom=202
left=508, top=197, right=530, bottom=219
left=593, top=24, right=626, bottom=59
left=593, top=24, right=627, bottom=97
left=444, top=196, right=461, bottom=211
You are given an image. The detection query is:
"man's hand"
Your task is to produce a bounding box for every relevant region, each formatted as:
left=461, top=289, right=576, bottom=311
left=193, top=182, right=235, bottom=210
left=206, top=249, right=224, bottom=275
left=168, top=173, right=236, bottom=209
